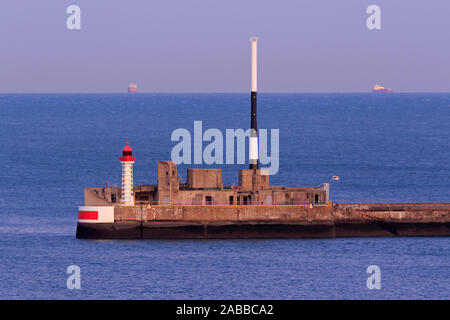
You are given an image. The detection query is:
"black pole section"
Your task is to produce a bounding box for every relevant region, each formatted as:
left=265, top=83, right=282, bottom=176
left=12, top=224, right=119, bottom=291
left=249, top=91, right=258, bottom=169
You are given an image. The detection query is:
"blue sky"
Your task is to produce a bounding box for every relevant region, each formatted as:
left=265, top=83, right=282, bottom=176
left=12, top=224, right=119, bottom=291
left=1, top=0, right=449, bottom=93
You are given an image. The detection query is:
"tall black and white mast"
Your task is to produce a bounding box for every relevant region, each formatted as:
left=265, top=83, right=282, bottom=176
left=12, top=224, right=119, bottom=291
left=249, top=37, right=259, bottom=170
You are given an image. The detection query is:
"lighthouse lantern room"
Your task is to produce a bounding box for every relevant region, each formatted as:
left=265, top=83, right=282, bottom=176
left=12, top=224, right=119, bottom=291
left=119, top=140, right=135, bottom=206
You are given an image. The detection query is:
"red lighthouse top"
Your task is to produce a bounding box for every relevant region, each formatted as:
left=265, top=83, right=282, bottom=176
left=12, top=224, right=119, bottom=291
left=119, top=141, right=135, bottom=162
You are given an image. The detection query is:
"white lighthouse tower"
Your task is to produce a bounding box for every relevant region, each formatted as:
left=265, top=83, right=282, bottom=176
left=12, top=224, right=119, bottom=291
left=119, top=140, right=135, bottom=206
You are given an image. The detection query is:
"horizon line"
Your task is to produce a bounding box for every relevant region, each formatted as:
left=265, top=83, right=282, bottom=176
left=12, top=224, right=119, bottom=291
left=1, top=91, right=449, bottom=95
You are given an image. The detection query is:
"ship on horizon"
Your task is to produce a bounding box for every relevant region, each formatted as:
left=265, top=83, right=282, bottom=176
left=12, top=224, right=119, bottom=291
left=372, top=83, right=392, bottom=93
left=128, top=83, right=137, bottom=93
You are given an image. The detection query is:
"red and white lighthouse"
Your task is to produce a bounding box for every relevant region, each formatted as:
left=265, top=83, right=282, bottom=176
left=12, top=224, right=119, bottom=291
left=119, top=140, right=135, bottom=206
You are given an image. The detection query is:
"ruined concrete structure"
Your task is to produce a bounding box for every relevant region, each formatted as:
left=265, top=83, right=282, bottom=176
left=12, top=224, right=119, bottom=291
left=85, top=161, right=328, bottom=207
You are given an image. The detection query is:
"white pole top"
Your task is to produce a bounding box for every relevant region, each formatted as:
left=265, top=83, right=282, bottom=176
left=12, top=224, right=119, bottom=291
left=250, top=37, right=258, bottom=92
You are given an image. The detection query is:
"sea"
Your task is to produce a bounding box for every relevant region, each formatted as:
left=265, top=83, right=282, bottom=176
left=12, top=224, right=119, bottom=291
left=0, top=93, right=449, bottom=299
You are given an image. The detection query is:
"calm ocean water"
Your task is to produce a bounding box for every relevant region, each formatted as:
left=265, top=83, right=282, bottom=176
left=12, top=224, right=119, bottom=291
left=0, top=93, right=449, bottom=299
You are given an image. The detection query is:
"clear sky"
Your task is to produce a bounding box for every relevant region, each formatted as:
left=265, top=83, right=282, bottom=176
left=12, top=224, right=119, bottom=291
left=1, top=0, right=449, bottom=93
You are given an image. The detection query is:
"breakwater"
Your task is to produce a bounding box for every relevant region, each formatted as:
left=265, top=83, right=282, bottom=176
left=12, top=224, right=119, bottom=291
left=76, top=203, right=450, bottom=239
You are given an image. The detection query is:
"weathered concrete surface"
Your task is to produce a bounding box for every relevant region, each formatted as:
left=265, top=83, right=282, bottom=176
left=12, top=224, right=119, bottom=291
left=114, top=204, right=334, bottom=223
left=333, top=203, right=450, bottom=223
left=333, top=203, right=450, bottom=237
left=76, top=203, right=450, bottom=239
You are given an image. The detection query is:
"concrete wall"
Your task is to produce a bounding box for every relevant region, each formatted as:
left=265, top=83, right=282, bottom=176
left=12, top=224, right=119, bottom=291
left=176, top=189, right=236, bottom=205
left=333, top=203, right=450, bottom=223
left=114, top=203, right=334, bottom=224
left=112, top=202, right=450, bottom=225
left=239, top=169, right=269, bottom=190
left=187, top=169, right=223, bottom=189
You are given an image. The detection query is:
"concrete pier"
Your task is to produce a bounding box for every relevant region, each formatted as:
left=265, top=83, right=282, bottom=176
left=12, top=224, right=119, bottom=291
left=76, top=203, right=450, bottom=239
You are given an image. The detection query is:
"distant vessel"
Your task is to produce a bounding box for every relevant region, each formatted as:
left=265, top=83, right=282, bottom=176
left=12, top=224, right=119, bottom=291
left=128, top=83, right=137, bottom=93
left=372, top=83, right=392, bottom=93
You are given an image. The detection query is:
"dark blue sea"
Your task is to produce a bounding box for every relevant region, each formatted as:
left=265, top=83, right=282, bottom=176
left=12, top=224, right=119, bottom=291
left=0, top=93, right=449, bottom=299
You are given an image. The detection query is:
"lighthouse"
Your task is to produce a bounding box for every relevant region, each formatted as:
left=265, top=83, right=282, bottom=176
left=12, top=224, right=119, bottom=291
left=119, top=141, right=135, bottom=206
